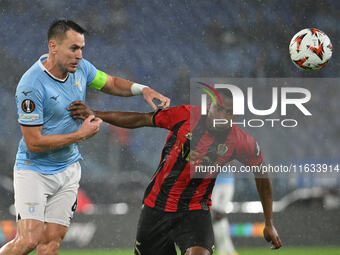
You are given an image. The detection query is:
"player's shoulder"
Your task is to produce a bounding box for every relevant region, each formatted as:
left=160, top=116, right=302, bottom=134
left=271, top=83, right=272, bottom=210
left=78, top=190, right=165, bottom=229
left=172, top=104, right=201, bottom=114
left=78, top=58, right=88, bottom=68
left=76, top=58, right=97, bottom=79
left=159, top=104, right=191, bottom=114
left=230, top=125, right=262, bottom=164
left=78, top=58, right=94, bottom=71
left=80, top=58, right=92, bottom=65
left=230, top=125, right=256, bottom=146
left=154, top=104, right=191, bottom=122
left=176, top=104, right=192, bottom=112
left=169, top=104, right=200, bottom=119
left=231, top=124, right=251, bottom=137
left=17, top=61, right=44, bottom=91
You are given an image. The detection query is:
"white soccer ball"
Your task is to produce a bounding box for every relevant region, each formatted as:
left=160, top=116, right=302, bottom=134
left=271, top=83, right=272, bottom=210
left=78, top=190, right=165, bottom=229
left=289, top=28, right=333, bottom=71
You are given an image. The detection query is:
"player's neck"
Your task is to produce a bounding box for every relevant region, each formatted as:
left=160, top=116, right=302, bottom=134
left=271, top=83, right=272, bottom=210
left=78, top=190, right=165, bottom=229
left=43, top=55, right=68, bottom=80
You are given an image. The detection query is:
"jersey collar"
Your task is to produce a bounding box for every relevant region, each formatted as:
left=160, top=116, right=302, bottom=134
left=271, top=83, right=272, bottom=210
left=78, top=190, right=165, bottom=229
left=38, top=54, right=69, bottom=83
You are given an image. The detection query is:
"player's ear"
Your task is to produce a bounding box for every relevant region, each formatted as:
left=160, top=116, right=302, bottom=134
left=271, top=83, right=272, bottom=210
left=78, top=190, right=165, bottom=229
left=49, top=39, right=57, bottom=54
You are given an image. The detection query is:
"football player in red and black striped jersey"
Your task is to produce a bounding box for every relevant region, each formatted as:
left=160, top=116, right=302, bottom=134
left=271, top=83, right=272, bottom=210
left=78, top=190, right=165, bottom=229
left=69, top=91, right=282, bottom=255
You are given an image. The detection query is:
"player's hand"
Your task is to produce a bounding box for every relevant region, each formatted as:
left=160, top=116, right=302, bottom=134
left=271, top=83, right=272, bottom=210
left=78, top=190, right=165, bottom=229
left=68, top=101, right=95, bottom=120
left=142, top=87, right=170, bottom=110
left=78, top=115, right=102, bottom=140
left=263, top=224, right=282, bottom=249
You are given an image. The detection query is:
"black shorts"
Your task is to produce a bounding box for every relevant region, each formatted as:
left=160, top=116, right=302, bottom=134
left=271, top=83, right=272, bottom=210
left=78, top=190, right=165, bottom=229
left=134, top=205, right=215, bottom=255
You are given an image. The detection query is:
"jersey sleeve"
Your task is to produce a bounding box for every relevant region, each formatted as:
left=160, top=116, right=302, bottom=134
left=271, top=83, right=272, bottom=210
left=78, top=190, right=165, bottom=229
left=16, top=85, right=44, bottom=126
left=81, top=59, right=101, bottom=86
left=235, top=131, right=263, bottom=166
left=152, top=105, right=190, bottom=131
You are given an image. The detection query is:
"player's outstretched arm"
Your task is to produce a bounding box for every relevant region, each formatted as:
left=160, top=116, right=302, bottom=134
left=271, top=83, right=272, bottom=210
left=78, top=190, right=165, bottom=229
left=22, top=115, right=102, bottom=153
left=100, top=75, right=170, bottom=110
left=253, top=162, right=282, bottom=250
left=68, top=101, right=154, bottom=129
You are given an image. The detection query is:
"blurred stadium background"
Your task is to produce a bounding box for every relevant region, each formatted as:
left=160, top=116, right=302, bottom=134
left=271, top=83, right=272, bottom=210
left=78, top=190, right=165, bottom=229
left=0, top=0, right=339, bottom=254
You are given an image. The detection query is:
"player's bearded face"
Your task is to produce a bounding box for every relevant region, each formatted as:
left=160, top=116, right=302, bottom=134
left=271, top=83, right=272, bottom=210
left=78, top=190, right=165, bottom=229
left=206, top=97, right=234, bottom=131
left=55, top=30, right=85, bottom=74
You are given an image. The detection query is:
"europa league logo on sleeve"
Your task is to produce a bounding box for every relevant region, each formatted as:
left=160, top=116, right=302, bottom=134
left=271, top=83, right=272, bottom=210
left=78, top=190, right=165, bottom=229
left=22, top=99, right=35, bottom=113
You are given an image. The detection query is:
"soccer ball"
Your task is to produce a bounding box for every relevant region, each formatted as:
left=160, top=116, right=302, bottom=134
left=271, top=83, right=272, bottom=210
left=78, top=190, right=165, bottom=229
left=289, top=28, right=333, bottom=71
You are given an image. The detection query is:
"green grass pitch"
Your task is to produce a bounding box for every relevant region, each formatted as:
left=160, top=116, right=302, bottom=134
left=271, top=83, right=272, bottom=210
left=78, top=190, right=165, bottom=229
left=29, top=247, right=340, bottom=255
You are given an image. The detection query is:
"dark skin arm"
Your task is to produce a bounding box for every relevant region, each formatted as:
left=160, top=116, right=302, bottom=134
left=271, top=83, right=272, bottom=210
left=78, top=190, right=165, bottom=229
left=254, top=163, right=282, bottom=249
left=21, top=115, right=102, bottom=153
left=68, top=101, right=154, bottom=128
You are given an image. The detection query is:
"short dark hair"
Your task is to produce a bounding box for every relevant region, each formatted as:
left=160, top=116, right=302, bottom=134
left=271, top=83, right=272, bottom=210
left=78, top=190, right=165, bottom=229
left=48, top=19, right=87, bottom=41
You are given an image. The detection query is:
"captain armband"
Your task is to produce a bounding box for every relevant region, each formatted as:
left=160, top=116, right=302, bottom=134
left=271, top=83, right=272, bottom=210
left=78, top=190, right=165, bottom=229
left=89, top=69, right=108, bottom=90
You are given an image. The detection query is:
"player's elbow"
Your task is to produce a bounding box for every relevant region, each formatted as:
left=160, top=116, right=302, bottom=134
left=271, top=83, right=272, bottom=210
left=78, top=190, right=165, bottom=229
left=21, top=126, right=48, bottom=153
left=25, top=138, right=46, bottom=153
left=131, top=119, right=150, bottom=128
left=26, top=143, right=43, bottom=153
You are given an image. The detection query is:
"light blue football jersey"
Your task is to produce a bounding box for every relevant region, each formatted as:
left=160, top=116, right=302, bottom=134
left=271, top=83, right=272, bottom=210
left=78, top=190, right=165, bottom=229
left=15, top=54, right=97, bottom=174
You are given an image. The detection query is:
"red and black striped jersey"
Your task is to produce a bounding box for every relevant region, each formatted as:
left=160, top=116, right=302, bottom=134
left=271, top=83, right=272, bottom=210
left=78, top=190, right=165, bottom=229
left=143, top=105, right=263, bottom=212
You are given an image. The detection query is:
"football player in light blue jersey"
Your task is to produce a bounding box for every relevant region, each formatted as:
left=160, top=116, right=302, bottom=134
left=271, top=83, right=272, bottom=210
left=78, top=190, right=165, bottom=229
left=0, top=20, right=170, bottom=255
